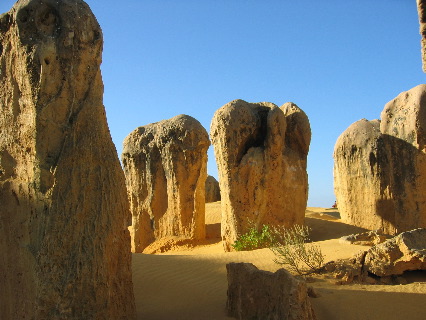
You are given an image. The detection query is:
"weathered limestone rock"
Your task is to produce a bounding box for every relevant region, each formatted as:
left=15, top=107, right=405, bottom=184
left=339, top=230, right=389, bottom=246
left=205, top=175, right=220, bottom=203
left=417, top=0, right=426, bottom=72
left=122, top=115, right=210, bottom=253
left=210, top=100, right=311, bottom=251
left=0, top=1, right=135, bottom=319
left=226, top=263, right=317, bottom=320
left=327, top=229, right=426, bottom=284
left=334, top=85, right=426, bottom=234
left=364, top=228, right=426, bottom=277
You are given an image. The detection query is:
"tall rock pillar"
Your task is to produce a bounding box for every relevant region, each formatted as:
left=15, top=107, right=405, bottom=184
left=210, top=100, right=311, bottom=251
left=122, top=115, right=210, bottom=253
left=0, top=1, right=136, bottom=318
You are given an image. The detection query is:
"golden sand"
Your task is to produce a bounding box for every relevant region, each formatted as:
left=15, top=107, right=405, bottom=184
left=132, top=203, right=426, bottom=320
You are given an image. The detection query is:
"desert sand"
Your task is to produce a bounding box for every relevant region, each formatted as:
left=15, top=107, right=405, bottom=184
left=132, top=202, right=426, bottom=320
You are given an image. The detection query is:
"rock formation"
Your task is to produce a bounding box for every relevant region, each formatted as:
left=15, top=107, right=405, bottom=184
left=226, top=263, right=317, bottom=320
left=122, top=114, right=210, bottom=253
left=364, top=228, right=426, bottom=277
left=334, top=84, right=426, bottom=235
left=210, top=100, right=311, bottom=251
left=417, top=0, right=426, bottom=72
left=0, top=1, right=135, bottom=319
left=205, top=175, right=220, bottom=203
left=339, top=230, right=389, bottom=246
left=326, top=229, right=426, bottom=284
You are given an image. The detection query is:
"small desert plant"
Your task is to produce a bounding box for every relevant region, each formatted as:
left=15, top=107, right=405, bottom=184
left=270, top=225, right=324, bottom=276
left=232, top=224, right=276, bottom=251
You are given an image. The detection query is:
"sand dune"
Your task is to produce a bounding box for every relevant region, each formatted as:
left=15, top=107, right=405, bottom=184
left=132, top=204, right=426, bottom=320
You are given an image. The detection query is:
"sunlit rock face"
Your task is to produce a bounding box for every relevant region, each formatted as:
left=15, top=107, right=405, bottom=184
left=334, top=84, right=426, bottom=235
left=417, top=0, right=426, bottom=72
left=210, top=100, right=311, bottom=251
left=122, top=115, right=210, bottom=253
left=0, top=1, right=136, bottom=319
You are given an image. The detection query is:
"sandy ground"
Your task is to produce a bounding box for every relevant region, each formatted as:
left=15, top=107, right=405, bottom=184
left=132, top=203, right=426, bottom=320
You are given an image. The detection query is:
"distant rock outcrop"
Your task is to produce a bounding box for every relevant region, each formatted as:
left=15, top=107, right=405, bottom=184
left=210, top=100, right=311, bottom=251
left=205, top=175, right=221, bottom=203
left=122, top=115, right=210, bottom=253
left=0, top=1, right=135, bottom=319
left=334, top=84, right=426, bottom=235
left=417, top=0, right=426, bottom=72
left=226, top=263, right=317, bottom=320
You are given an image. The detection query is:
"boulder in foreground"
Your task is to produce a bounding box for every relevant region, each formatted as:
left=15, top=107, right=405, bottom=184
left=226, top=262, right=316, bottom=320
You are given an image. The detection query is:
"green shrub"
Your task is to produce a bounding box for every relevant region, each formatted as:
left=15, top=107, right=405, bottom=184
left=232, top=224, right=276, bottom=251
left=270, top=225, right=324, bottom=276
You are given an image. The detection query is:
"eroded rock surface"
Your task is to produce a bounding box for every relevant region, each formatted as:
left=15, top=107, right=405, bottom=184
left=334, top=85, right=426, bottom=234
left=210, top=100, right=311, bottom=251
left=339, top=230, right=389, bottom=246
left=205, top=175, right=220, bottom=203
left=364, top=228, right=426, bottom=277
left=0, top=1, right=135, bottom=319
left=122, top=115, right=210, bottom=253
left=226, top=263, right=317, bottom=320
left=327, top=229, right=426, bottom=283
left=418, top=0, right=426, bottom=72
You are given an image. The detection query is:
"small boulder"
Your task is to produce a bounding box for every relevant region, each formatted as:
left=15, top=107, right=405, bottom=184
left=339, top=230, right=389, bottom=246
left=226, top=263, right=317, bottom=320
left=364, top=228, right=426, bottom=277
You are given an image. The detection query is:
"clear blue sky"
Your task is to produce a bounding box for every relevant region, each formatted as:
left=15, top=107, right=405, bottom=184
left=1, top=1, right=424, bottom=207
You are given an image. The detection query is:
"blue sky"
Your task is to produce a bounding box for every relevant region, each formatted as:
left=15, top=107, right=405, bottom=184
left=1, top=1, right=424, bottom=207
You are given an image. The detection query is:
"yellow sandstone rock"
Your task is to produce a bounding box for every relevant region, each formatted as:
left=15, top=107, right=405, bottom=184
left=210, top=100, right=311, bottom=251
left=0, top=0, right=135, bottom=319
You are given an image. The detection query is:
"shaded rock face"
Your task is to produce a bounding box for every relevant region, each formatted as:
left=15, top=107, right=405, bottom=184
left=210, top=100, right=311, bottom=251
left=0, top=1, right=135, bottom=319
left=418, top=0, right=426, bottom=72
left=122, top=115, right=210, bottom=253
left=334, top=84, right=426, bottom=235
left=226, top=263, right=317, bottom=320
left=205, top=175, right=220, bottom=203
